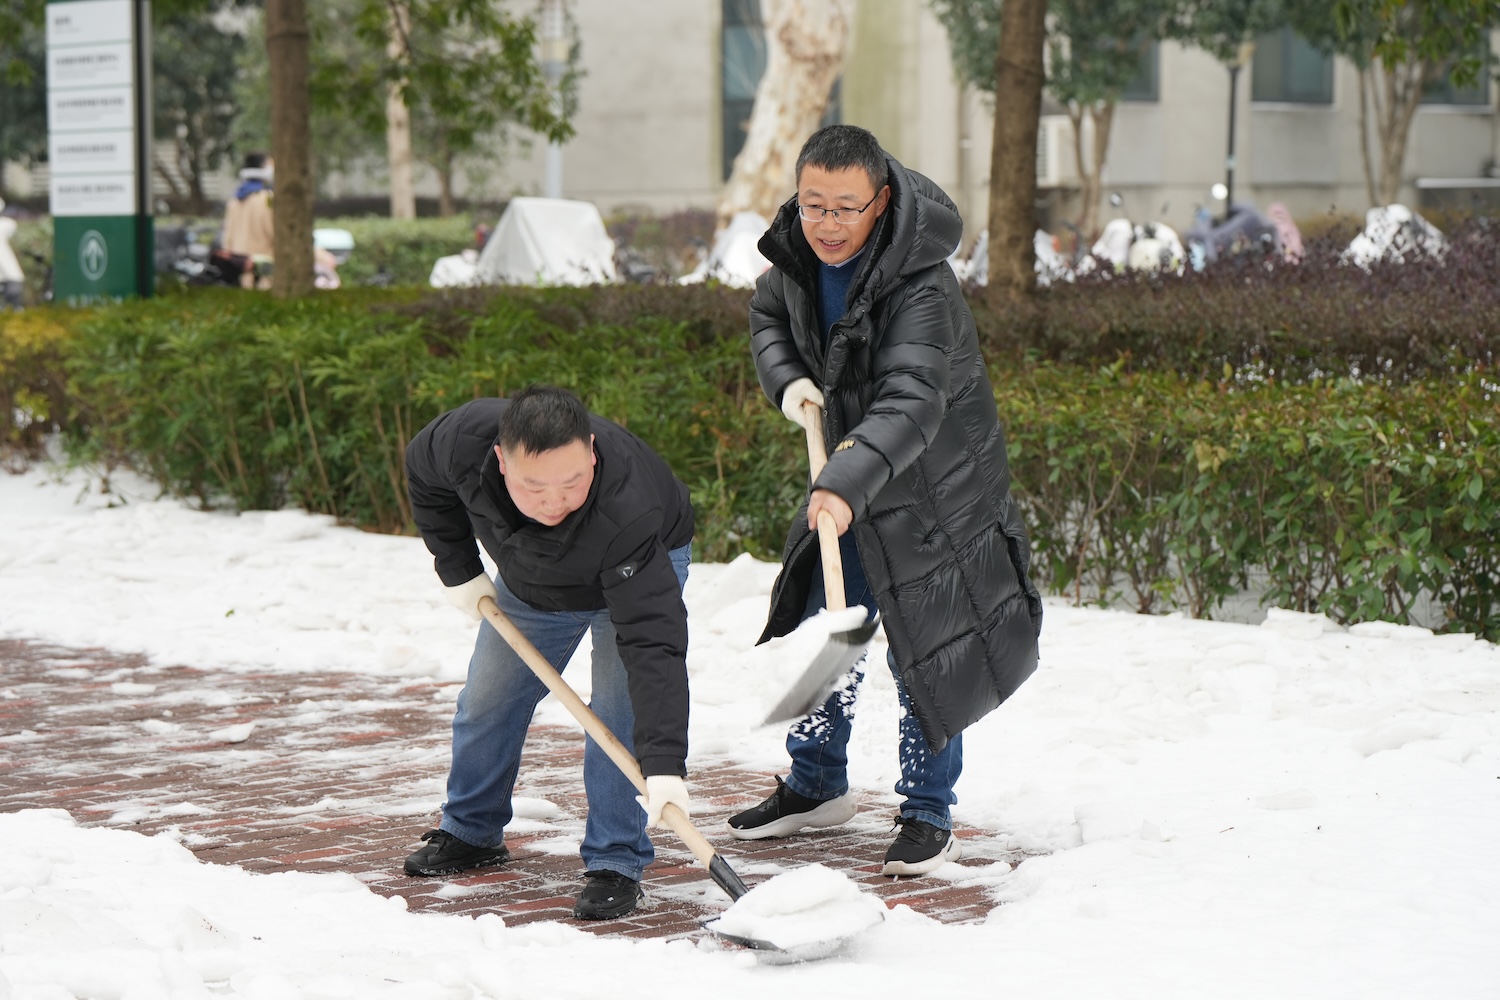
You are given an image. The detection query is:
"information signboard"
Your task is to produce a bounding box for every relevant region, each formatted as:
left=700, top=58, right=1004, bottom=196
left=46, top=0, right=153, bottom=302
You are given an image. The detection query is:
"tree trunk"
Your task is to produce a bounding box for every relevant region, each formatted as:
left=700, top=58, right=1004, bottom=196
left=1066, top=100, right=1115, bottom=242
left=175, top=116, right=208, bottom=216
left=386, top=2, right=416, bottom=219
left=186, top=130, right=208, bottom=216
left=1359, top=56, right=1438, bottom=208
left=1065, top=104, right=1089, bottom=238
left=715, top=0, right=853, bottom=231
left=153, top=148, right=188, bottom=211
left=266, top=0, right=314, bottom=298
left=985, top=0, right=1047, bottom=301
left=437, top=143, right=456, bottom=218
left=1380, top=59, right=1430, bottom=205
left=1086, top=102, right=1114, bottom=240
left=1357, top=66, right=1378, bottom=208
left=386, top=88, right=416, bottom=218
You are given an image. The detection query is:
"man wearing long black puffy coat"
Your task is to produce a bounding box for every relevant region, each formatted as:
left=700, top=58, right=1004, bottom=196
left=727, top=125, right=1043, bottom=876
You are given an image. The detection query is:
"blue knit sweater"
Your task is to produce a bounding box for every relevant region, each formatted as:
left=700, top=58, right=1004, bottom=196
left=816, top=247, right=867, bottom=344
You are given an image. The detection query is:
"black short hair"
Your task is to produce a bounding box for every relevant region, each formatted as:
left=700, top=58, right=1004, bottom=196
left=498, top=385, right=592, bottom=455
left=795, top=125, right=889, bottom=192
left=243, top=151, right=269, bottom=170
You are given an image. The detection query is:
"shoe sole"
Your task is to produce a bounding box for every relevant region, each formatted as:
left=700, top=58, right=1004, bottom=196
left=726, top=793, right=858, bottom=841
left=403, top=849, right=510, bottom=877
left=881, top=832, right=962, bottom=877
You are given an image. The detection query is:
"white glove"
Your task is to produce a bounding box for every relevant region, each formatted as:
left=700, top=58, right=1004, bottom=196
left=444, top=573, right=498, bottom=622
left=779, top=377, right=824, bottom=426
left=636, top=775, right=690, bottom=828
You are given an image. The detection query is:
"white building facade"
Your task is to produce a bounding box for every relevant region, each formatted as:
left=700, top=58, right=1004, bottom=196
left=8, top=0, right=1495, bottom=241
left=493, top=0, right=1498, bottom=243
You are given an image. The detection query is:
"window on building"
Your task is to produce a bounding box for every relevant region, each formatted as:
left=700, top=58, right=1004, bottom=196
left=1251, top=27, right=1334, bottom=104
left=721, top=0, right=841, bottom=180
left=1422, top=43, right=1491, bottom=106
left=1120, top=39, right=1159, bottom=102
left=722, top=0, right=765, bottom=180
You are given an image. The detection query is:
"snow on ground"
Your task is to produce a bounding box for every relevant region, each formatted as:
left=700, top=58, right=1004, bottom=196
left=3, top=459, right=1500, bottom=998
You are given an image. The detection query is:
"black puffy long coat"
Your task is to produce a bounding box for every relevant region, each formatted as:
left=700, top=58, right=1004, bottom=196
left=750, top=155, right=1042, bottom=753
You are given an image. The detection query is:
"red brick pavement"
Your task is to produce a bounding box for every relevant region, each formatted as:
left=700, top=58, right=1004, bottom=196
left=0, top=638, right=1028, bottom=945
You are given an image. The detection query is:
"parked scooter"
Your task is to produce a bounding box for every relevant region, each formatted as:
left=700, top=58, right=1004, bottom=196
left=312, top=228, right=352, bottom=289
left=1181, top=185, right=1284, bottom=270
left=1266, top=203, right=1304, bottom=262
left=163, top=225, right=352, bottom=289
left=161, top=221, right=248, bottom=287
left=947, top=228, right=1076, bottom=287
left=1077, top=194, right=1186, bottom=276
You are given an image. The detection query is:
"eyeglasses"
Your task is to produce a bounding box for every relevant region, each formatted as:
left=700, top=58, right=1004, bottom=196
left=797, top=189, right=880, bottom=225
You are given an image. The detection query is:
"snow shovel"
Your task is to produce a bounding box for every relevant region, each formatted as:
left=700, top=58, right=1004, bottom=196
left=475, top=595, right=882, bottom=962
left=761, top=400, right=878, bottom=726
left=476, top=594, right=749, bottom=903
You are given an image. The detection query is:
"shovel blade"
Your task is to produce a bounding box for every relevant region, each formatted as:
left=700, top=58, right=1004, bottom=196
left=699, top=863, right=888, bottom=964
left=762, top=617, right=878, bottom=725
left=702, top=918, right=866, bottom=964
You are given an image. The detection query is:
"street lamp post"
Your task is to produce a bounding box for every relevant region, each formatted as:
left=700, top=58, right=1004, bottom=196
left=1225, top=61, right=1240, bottom=214
left=1222, top=41, right=1256, bottom=222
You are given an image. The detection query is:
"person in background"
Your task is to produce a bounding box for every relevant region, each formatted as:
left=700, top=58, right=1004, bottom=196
left=403, top=384, right=696, bottom=921
left=220, top=152, right=275, bottom=289
left=729, top=124, right=1043, bottom=876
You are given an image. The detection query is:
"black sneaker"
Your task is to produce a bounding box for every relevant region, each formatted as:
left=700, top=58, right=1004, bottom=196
left=726, top=775, right=857, bottom=840
left=881, top=816, right=962, bottom=876
left=573, top=870, right=644, bottom=920
left=403, top=828, right=510, bottom=877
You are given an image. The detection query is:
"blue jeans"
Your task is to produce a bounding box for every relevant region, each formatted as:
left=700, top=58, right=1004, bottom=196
left=438, top=544, right=692, bottom=881
left=784, top=531, right=963, bottom=829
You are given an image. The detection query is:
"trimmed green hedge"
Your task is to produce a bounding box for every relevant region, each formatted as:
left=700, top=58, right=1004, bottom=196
left=999, top=363, right=1498, bottom=637
left=0, top=306, right=72, bottom=459
left=4, top=283, right=1496, bottom=638
left=58, top=285, right=800, bottom=561
left=979, top=220, right=1500, bottom=384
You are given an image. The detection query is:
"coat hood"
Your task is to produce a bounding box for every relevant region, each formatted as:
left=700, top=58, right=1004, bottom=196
left=234, top=178, right=271, bottom=201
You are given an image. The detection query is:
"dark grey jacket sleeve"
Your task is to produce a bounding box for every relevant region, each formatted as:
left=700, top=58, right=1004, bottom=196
left=600, top=514, right=690, bottom=778
left=405, top=415, right=488, bottom=587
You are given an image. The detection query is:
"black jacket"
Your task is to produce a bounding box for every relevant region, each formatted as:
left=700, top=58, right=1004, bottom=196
left=405, top=398, right=695, bottom=777
left=750, top=155, right=1042, bottom=753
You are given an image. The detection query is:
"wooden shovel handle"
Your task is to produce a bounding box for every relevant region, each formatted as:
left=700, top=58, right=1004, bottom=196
left=475, top=595, right=728, bottom=878
left=801, top=400, right=846, bottom=614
